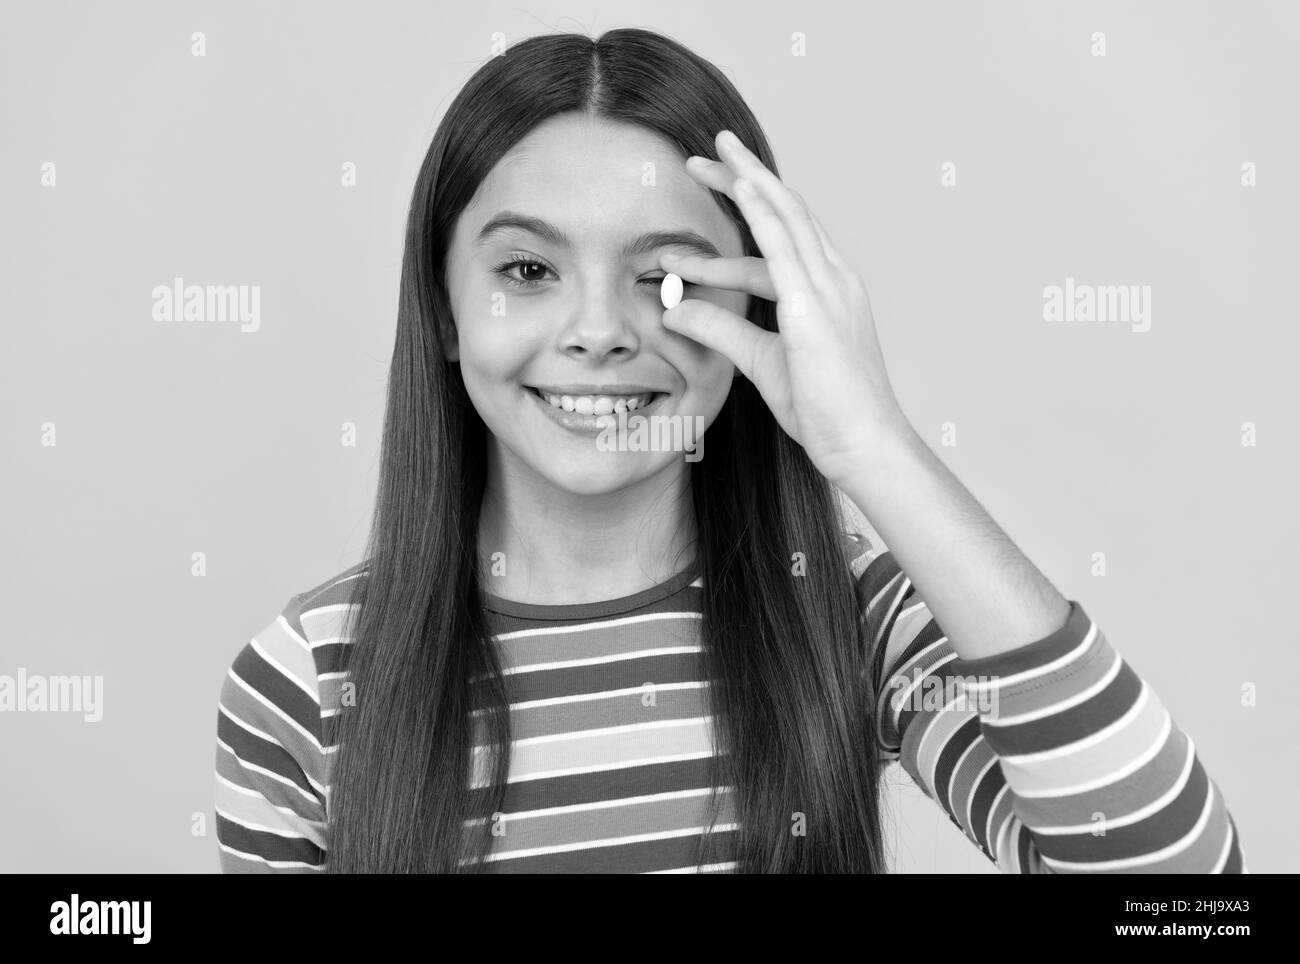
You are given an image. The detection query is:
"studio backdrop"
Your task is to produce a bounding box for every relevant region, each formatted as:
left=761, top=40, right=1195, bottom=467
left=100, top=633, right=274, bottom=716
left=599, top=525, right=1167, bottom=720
left=1, top=0, right=1295, bottom=872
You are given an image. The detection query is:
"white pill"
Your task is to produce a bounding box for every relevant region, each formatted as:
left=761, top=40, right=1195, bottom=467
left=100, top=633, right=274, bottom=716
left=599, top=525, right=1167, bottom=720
left=660, top=272, right=684, bottom=310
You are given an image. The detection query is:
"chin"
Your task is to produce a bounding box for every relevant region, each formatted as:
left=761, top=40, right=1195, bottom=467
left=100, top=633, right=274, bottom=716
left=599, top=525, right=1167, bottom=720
left=536, top=450, right=682, bottom=497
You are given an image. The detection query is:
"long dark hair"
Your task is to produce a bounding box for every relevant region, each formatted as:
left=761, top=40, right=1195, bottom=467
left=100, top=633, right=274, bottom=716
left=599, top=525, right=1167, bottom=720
left=327, top=27, right=887, bottom=873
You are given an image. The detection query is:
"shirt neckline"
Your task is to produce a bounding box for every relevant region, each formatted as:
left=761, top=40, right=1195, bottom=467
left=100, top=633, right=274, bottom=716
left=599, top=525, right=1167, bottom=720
left=480, top=558, right=701, bottom=621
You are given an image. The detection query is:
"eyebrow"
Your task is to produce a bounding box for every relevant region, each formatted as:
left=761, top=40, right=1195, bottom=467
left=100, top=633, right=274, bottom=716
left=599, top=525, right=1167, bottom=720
left=473, top=211, right=723, bottom=260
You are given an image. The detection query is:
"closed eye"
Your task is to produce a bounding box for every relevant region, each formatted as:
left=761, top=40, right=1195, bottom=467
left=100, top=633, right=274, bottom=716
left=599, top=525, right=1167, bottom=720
left=642, top=275, right=697, bottom=290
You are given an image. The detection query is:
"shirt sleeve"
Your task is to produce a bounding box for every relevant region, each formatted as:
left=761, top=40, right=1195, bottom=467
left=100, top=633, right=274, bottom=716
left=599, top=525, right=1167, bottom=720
left=213, top=600, right=329, bottom=873
left=849, top=532, right=1246, bottom=873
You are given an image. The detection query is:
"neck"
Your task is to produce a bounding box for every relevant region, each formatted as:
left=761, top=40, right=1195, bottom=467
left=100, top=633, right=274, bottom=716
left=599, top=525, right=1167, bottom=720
left=476, top=446, right=697, bottom=606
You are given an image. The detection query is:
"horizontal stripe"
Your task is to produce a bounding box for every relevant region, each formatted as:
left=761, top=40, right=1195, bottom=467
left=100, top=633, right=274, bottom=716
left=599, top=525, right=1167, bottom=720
left=485, top=792, right=739, bottom=855
left=473, top=755, right=718, bottom=813
left=493, top=614, right=704, bottom=668
left=492, top=684, right=711, bottom=741
left=480, top=827, right=739, bottom=874
left=214, top=532, right=1245, bottom=874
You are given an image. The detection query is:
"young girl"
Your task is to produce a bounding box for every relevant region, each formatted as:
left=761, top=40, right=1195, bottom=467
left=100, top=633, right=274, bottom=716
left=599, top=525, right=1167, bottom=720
left=213, top=28, right=1244, bottom=873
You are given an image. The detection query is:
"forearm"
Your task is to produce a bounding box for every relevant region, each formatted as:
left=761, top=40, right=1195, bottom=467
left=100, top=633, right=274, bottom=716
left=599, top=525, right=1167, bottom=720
left=836, top=421, right=1070, bottom=661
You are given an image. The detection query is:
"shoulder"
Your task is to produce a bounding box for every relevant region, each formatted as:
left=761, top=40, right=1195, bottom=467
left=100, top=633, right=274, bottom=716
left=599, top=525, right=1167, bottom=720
left=216, top=563, right=368, bottom=748
left=283, top=561, right=369, bottom=648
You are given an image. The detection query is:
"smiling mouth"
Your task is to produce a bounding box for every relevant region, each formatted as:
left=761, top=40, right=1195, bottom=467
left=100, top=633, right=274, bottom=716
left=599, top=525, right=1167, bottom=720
left=524, top=386, right=669, bottom=415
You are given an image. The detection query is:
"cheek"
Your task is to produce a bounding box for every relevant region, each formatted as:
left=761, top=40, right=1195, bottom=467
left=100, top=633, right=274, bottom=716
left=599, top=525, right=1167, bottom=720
left=452, top=321, right=536, bottom=429
left=455, top=309, right=530, bottom=383
left=670, top=347, right=733, bottom=422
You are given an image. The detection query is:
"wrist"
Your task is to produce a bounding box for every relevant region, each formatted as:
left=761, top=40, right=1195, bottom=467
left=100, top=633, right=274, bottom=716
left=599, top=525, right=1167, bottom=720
left=832, top=406, right=922, bottom=488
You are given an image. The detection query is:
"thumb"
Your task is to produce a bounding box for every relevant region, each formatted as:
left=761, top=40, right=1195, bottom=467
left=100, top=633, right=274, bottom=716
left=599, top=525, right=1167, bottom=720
left=661, top=299, right=776, bottom=384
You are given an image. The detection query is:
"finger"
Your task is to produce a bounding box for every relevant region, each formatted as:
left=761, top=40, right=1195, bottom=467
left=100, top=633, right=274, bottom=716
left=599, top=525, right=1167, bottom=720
left=681, top=154, right=811, bottom=296
left=684, top=154, right=743, bottom=194
left=728, top=175, right=817, bottom=330
left=803, top=203, right=849, bottom=271
left=688, top=156, right=847, bottom=272
left=686, top=154, right=827, bottom=284
left=658, top=251, right=778, bottom=302
left=711, top=132, right=840, bottom=293
left=661, top=297, right=779, bottom=385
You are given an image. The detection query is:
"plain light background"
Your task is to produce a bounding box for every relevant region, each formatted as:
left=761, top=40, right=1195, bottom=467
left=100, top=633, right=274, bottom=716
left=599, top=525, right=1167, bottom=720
left=2, top=0, right=1295, bottom=872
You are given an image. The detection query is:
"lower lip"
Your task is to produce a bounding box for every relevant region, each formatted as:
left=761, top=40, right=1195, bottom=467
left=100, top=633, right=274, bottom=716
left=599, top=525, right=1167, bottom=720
left=526, top=388, right=668, bottom=438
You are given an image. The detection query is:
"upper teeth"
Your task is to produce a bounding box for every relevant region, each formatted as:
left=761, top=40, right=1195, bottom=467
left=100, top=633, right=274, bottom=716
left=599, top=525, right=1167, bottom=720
left=540, top=391, right=656, bottom=415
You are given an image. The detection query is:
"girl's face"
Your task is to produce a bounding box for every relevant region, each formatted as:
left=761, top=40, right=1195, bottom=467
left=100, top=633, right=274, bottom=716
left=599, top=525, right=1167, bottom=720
left=444, top=112, right=748, bottom=496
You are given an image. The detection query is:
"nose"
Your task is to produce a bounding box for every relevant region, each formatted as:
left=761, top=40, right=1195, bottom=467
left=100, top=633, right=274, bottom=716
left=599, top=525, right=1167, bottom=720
left=556, top=274, right=643, bottom=361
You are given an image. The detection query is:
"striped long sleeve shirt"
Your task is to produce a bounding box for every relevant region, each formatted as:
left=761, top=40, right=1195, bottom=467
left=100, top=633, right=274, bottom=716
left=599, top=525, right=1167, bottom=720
left=213, top=531, right=1245, bottom=873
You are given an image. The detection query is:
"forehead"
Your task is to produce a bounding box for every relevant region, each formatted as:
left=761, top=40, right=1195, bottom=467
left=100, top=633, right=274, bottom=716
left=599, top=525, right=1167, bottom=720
left=455, top=113, right=742, bottom=254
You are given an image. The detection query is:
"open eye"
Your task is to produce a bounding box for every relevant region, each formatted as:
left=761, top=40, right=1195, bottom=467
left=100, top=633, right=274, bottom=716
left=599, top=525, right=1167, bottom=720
left=491, top=255, right=555, bottom=289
